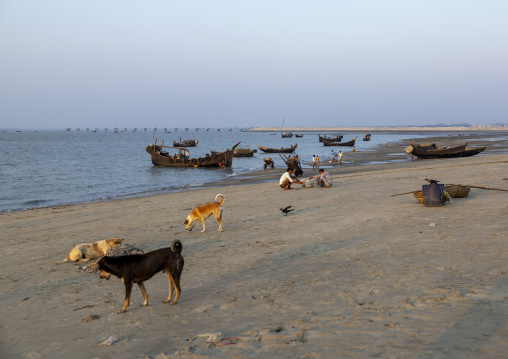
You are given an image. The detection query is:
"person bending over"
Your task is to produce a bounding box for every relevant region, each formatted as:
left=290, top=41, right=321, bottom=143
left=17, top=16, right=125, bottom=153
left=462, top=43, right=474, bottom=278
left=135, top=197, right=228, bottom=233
left=280, top=168, right=302, bottom=190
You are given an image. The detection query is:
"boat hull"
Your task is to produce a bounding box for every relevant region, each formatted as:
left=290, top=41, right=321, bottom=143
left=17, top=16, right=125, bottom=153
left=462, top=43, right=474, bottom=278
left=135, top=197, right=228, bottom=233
left=407, top=144, right=470, bottom=159
left=323, top=139, right=355, bottom=146
left=257, top=144, right=297, bottom=153
left=233, top=150, right=255, bottom=157
left=406, top=143, right=485, bottom=159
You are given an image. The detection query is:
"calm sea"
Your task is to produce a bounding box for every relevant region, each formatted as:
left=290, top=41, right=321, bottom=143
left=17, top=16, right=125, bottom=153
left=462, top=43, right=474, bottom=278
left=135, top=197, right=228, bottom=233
left=0, top=129, right=455, bottom=213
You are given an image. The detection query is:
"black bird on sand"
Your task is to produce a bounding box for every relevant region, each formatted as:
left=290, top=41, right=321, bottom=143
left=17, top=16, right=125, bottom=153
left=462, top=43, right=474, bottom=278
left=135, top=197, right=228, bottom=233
left=425, top=178, right=440, bottom=185
left=280, top=206, right=294, bottom=216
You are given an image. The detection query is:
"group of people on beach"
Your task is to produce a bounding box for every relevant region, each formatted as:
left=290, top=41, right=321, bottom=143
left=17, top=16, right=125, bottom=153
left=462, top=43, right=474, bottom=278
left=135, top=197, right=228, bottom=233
left=280, top=153, right=341, bottom=190
left=280, top=167, right=332, bottom=190
left=312, top=152, right=343, bottom=170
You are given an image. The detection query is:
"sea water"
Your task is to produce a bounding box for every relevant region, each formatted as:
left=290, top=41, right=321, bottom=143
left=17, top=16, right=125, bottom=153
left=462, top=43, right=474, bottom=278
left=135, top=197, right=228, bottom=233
left=0, top=129, right=446, bottom=212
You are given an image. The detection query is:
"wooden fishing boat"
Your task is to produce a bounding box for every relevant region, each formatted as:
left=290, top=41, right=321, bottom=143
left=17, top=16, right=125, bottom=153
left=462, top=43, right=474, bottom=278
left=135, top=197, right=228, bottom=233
left=257, top=144, right=297, bottom=153
left=281, top=132, right=293, bottom=138
left=233, top=147, right=256, bottom=157
left=146, top=143, right=233, bottom=167
left=363, top=133, right=371, bottom=141
left=405, top=143, right=485, bottom=159
left=323, top=136, right=357, bottom=146
left=173, top=138, right=198, bottom=147
left=318, top=134, right=343, bottom=142
left=295, top=134, right=304, bottom=137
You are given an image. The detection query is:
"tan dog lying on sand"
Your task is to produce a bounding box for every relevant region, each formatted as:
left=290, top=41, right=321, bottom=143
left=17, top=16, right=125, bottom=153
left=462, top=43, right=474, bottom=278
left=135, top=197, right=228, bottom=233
left=59, top=238, right=123, bottom=263
left=184, top=194, right=224, bottom=232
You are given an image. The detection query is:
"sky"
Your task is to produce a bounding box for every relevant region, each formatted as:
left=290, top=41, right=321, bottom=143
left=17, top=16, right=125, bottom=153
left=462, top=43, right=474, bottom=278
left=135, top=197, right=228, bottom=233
left=1, top=1, right=507, bottom=129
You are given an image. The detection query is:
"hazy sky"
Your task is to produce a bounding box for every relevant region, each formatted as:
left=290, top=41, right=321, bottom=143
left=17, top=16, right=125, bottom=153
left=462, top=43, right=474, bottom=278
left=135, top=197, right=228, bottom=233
left=1, top=1, right=507, bottom=129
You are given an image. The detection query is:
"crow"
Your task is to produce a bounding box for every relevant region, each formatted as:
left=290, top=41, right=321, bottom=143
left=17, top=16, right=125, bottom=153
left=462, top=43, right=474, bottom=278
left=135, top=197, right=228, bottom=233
left=425, top=178, right=440, bottom=185
left=280, top=206, right=294, bottom=216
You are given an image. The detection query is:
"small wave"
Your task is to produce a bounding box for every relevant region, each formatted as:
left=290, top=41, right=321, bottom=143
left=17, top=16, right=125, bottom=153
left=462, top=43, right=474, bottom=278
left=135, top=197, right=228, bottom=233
left=22, top=199, right=48, bottom=206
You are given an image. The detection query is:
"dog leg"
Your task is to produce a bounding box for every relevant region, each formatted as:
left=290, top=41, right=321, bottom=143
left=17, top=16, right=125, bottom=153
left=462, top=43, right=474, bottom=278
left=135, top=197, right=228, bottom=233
left=138, top=282, right=149, bottom=306
left=188, top=220, right=197, bottom=231
left=163, top=272, right=175, bottom=303
left=214, top=209, right=223, bottom=232
left=200, top=217, right=206, bottom=232
left=119, top=282, right=133, bottom=313
left=168, top=274, right=181, bottom=305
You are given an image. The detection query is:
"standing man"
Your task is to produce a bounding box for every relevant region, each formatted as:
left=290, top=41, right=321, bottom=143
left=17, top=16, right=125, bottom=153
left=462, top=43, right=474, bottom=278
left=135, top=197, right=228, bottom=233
left=316, top=155, right=320, bottom=168
left=312, top=155, right=316, bottom=170
left=339, top=151, right=343, bottom=165
left=280, top=168, right=302, bottom=190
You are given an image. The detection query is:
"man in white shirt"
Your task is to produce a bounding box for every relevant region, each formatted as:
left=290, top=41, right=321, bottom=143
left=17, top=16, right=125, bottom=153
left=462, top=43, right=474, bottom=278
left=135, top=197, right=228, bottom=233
left=279, top=168, right=302, bottom=190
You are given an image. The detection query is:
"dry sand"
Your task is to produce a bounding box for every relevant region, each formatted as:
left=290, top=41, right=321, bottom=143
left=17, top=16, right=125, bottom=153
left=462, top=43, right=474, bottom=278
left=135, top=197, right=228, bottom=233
left=2, top=147, right=508, bottom=358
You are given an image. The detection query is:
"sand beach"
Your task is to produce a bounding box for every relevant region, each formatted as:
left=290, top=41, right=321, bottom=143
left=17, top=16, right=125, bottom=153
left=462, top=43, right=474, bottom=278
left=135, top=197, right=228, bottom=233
left=2, top=138, right=508, bottom=358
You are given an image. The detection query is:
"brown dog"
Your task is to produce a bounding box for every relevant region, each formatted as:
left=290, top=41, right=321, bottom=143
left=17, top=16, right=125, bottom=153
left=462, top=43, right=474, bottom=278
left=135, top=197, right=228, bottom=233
left=184, top=194, right=224, bottom=232
left=60, top=238, right=123, bottom=263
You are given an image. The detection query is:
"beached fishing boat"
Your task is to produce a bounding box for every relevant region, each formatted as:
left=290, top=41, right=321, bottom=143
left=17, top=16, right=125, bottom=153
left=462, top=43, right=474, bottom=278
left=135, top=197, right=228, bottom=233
left=323, top=136, right=357, bottom=146
left=146, top=143, right=233, bottom=167
left=405, top=143, right=485, bottom=159
left=173, top=138, right=198, bottom=147
left=318, top=134, right=343, bottom=143
left=257, top=144, right=297, bottom=153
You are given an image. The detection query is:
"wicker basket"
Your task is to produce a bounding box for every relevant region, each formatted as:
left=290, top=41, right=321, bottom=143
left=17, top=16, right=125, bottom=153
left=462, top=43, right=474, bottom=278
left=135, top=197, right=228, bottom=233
left=444, top=184, right=470, bottom=198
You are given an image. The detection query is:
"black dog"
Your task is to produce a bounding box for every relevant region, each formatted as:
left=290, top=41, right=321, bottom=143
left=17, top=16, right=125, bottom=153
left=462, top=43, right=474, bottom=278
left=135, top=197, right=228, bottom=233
left=98, top=240, right=184, bottom=313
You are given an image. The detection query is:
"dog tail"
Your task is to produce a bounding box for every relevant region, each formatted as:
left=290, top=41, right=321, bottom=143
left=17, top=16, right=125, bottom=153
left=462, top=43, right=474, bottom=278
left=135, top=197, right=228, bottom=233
left=215, top=193, right=225, bottom=206
left=171, top=240, right=183, bottom=253
left=53, top=256, right=70, bottom=265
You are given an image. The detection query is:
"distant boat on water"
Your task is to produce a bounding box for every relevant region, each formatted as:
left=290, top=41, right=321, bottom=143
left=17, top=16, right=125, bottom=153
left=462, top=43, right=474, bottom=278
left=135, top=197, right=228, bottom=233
left=323, top=136, right=357, bottom=147
left=257, top=144, right=297, bottom=153
left=173, top=138, right=198, bottom=147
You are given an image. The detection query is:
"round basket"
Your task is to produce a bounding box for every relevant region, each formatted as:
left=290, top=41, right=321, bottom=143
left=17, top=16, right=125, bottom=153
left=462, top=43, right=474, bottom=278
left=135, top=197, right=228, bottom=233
left=444, top=185, right=470, bottom=198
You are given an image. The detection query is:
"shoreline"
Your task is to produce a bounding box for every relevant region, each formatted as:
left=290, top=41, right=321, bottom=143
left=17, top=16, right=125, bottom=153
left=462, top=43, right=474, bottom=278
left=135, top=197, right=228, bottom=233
left=4, top=131, right=508, bottom=214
